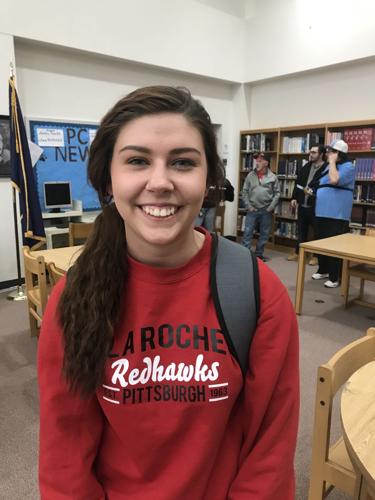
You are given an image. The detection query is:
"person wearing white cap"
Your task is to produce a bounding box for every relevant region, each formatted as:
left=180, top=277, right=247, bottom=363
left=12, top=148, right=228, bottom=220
left=311, top=139, right=355, bottom=288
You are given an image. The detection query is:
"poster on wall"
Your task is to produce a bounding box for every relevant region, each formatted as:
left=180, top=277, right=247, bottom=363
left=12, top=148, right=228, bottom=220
left=0, top=115, right=11, bottom=178
left=29, top=119, right=100, bottom=210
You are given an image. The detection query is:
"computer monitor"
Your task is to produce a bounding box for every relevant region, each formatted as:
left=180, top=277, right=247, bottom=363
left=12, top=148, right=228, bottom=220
left=43, top=181, right=72, bottom=212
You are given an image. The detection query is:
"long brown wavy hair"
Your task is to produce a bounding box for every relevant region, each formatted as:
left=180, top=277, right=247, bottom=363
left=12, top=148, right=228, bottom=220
left=58, top=86, right=225, bottom=397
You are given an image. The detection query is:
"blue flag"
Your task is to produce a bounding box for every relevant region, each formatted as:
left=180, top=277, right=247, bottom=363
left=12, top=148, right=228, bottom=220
left=9, top=76, right=45, bottom=249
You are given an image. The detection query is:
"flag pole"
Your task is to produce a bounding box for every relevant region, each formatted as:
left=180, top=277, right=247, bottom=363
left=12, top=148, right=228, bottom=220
left=7, top=62, right=27, bottom=301
left=7, top=185, right=26, bottom=300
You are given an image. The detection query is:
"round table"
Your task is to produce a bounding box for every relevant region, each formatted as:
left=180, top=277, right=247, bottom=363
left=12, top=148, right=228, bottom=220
left=341, top=361, right=375, bottom=498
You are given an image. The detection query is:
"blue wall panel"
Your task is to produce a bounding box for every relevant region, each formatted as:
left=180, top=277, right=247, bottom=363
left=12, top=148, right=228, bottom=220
left=29, top=120, right=100, bottom=210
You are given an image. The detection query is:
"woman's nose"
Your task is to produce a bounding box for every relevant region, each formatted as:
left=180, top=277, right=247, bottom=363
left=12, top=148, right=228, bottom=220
left=145, top=163, right=174, bottom=192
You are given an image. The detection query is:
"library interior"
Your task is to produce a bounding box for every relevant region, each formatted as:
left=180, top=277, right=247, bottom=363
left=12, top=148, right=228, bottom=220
left=1, top=1, right=375, bottom=499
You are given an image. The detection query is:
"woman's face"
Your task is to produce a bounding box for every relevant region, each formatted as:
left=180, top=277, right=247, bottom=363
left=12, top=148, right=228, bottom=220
left=327, top=149, right=338, bottom=162
left=110, top=112, right=208, bottom=260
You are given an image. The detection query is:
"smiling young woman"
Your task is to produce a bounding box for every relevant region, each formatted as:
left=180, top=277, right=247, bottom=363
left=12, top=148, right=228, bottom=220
left=109, top=113, right=208, bottom=266
left=38, top=86, right=299, bottom=500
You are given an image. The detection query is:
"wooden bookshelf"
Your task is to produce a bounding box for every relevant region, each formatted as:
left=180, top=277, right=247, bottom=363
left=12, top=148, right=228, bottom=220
left=278, top=153, right=309, bottom=156
left=238, top=120, right=375, bottom=249
left=275, top=215, right=298, bottom=221
left=327, top=120, right=375, bottom=231
left=241, top=150, right=278, bottom=154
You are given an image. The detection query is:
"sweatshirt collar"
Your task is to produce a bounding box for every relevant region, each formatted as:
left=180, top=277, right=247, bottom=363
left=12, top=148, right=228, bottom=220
left=127, top=228, right=212, bottom=284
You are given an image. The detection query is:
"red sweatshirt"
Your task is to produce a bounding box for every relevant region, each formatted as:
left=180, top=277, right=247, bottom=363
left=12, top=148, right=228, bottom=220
left=38, top=231, right=299, bottom=500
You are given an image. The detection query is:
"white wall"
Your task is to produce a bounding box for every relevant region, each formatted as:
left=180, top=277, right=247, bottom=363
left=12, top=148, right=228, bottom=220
left=248, top=58, right=375, bottom=128
left=0, top=34, right=244, bottom=283
left=244, top=0, right=375, bottom=82
left=14, top=41, right=235, bottom=122
left=0, top=33, right=19, bottom=283
left=226, top=84, right=250, bottom=228
left=195, top=0, right=245, bottom=17
left=195, top=0, right=256, bottom=18
left=14, top=40, right=237, bottom=164
left=3, top=0, right=375, bottom=85
left=0, top=0, right=246, bottom=82
left=15, top=42, right=239, bottom=226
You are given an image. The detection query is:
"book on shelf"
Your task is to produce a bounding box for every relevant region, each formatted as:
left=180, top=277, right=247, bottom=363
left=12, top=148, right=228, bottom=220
left=282, top=136, right=303, bottom=153
left=343, top=128, right=375, bottom=151
left=237, top=215, right=246, bottom=233
left=241, top=134, right=272, bottom=152
left=281, top=133, right=321, bottom=153
left=353, top=158, right=375, bottom=180
left=279, top=179, right=296, bottom=197
left=241, top=153, right=257, bottom=171
left=326, top=131, right=343, bottom=144
left=353, top=183, right=375, bottom=203
left=351, top=206, right=363, bottom=225
left=275, top=200, right=296, bottom=218
left=278, top=158, right=308, bottom=176
left=365, top=208, right=375, bottom=227
left=275, top=221, right=297, bottom=239
left=350, top=227, right=364, bottom=235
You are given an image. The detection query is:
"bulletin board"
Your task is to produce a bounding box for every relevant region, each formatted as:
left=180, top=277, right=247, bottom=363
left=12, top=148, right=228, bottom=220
left=29, top=119, right=100, bottom=210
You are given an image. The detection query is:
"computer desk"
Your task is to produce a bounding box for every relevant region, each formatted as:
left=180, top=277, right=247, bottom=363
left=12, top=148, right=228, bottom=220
left=42, top=210, right=82, bottom=249
left=41, top=210, right=101, bottom=249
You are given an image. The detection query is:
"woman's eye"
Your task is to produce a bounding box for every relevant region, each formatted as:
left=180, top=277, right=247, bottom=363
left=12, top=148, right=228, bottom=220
left=127, top=157, right=149, bottom=166
left=171, top=158, right=196, bottom=169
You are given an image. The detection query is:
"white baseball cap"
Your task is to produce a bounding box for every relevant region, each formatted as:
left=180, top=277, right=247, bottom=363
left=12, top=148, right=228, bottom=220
left=328, top=139, right=348, bottom=154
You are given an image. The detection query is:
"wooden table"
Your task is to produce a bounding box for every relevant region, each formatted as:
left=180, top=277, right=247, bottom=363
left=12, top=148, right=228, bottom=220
left=31, top=245, right=83, bottom=272
left=341, top=361, right=375, bottom=499
left=295, top=233, right=375, bottom=315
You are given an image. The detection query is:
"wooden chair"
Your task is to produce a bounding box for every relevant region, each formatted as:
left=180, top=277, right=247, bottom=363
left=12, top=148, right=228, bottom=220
left=358, top=478, right=375, bottom=500
left=308, top=327, right=375, bottom=500
left=215, top=204, right=225, bottom=235
left=47, top=262, right=65, bottom=286
left=68, top=222, right=94, bottom=246
left=23, top=246, right=49, bottom=337
left=343, top=228, right=375, bottom=309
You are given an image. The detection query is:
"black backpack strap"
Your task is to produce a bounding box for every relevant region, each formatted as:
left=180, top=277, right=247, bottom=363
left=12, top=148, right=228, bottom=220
left=316, top=184, right=353, bottom=192
left=210, top=234, right=260, bottom=376
left=308, top=163, right=329, bottom=191
left=308, top=162, right=353, bottom=192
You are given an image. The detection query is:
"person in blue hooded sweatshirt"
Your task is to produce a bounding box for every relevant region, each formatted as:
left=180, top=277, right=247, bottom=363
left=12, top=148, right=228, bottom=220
left=311, top=139, right=355, bottom=288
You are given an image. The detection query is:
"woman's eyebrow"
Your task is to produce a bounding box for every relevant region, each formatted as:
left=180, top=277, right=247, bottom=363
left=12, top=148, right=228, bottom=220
left=169, top=147, right=201, bottom=156
left=118, top=145, right=151, bottom=154
left=118, top=146, right=201, bottom=156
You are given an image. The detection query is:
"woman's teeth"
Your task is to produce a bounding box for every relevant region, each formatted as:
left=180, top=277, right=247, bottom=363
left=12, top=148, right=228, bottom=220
left=142, top=206, right=177, bottom=217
